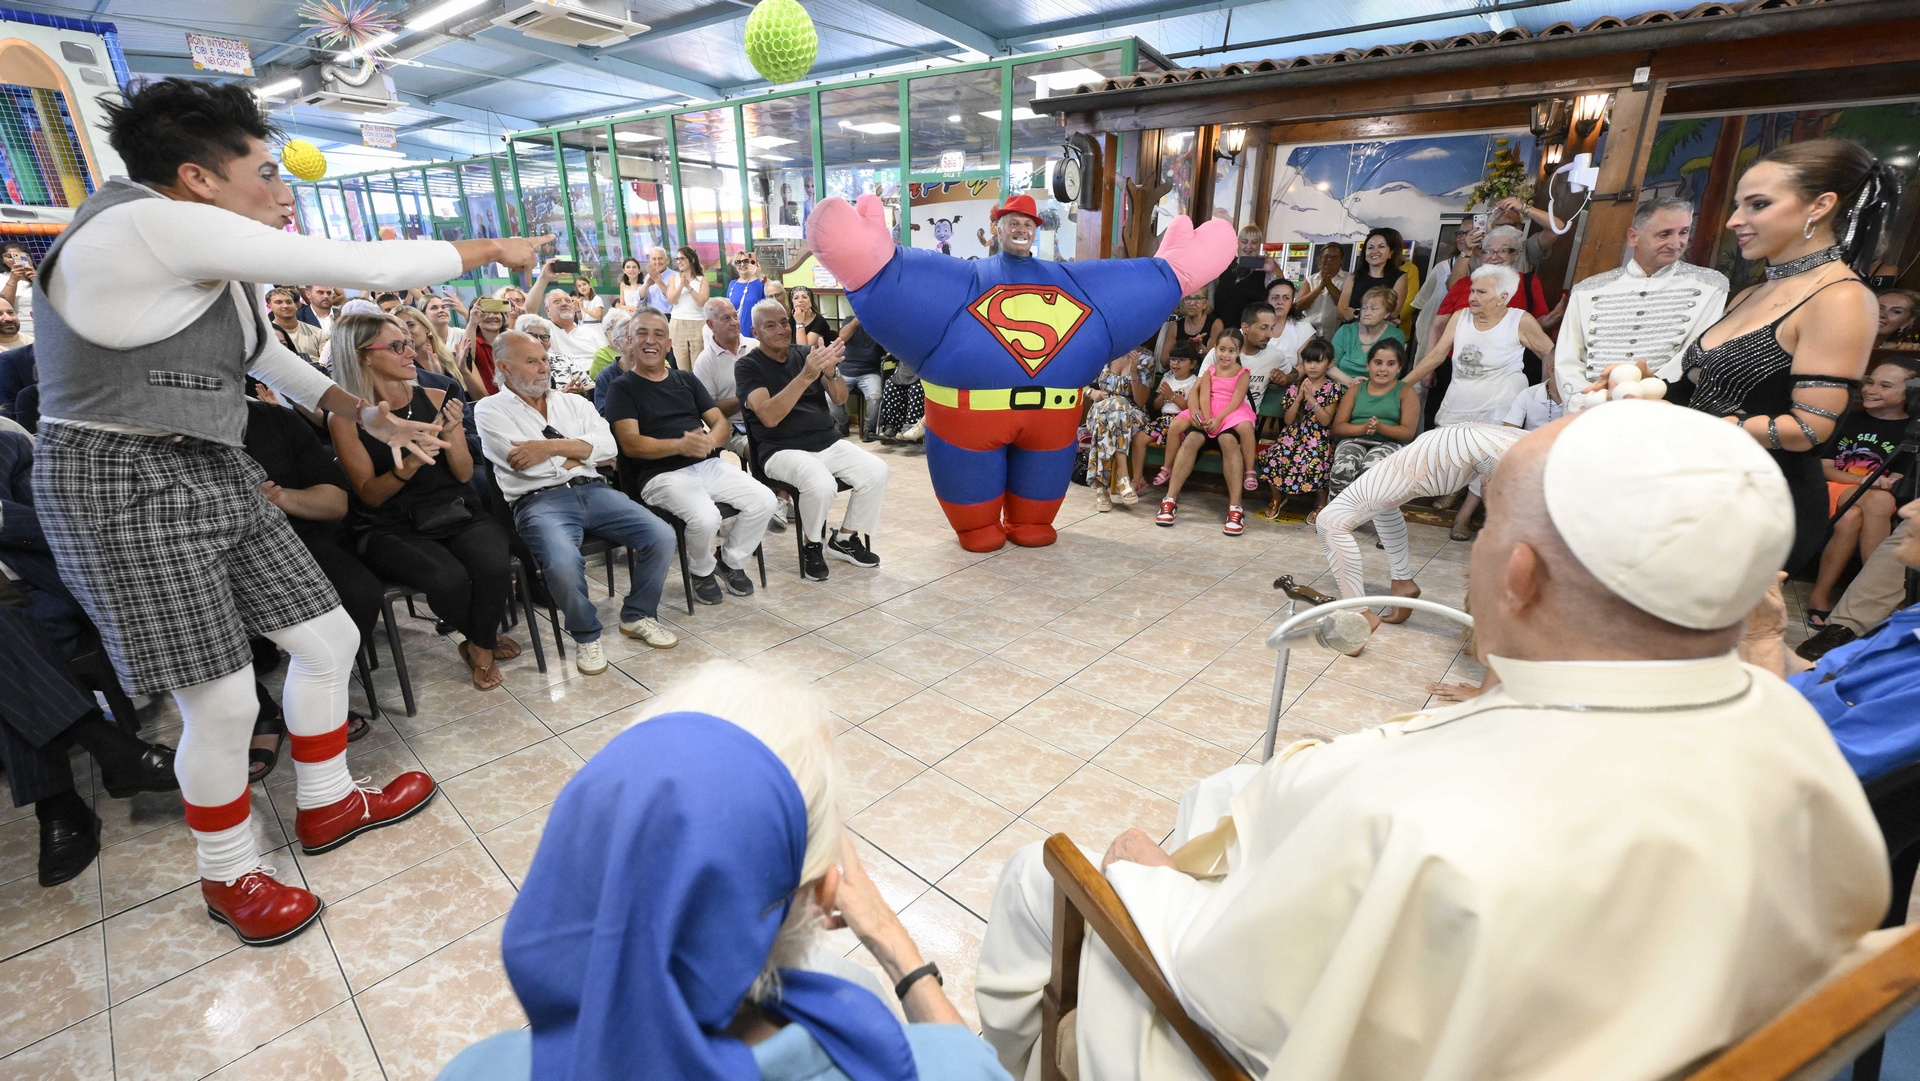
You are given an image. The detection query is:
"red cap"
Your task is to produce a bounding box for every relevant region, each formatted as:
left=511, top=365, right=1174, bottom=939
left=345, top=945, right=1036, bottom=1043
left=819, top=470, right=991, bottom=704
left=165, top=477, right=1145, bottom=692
left=991, top=193, right=1041, bottom=223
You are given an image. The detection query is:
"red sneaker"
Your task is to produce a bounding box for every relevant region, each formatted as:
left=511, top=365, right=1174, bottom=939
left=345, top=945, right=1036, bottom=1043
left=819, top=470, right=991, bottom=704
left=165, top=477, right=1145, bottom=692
left=1156, top=499, right=1177, bottom=526
left=203, top=868, right=322, bottom=946
left=295, top=772, right=437, bottom=855
left=1224, top=507, right=1245, bottom=536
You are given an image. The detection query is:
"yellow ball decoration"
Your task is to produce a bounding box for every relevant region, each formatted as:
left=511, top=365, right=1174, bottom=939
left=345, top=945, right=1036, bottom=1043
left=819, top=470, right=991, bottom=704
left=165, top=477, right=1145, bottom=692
left=743, top=0, right=817, bottom=85
left=281, top=140, right=328, bottom=182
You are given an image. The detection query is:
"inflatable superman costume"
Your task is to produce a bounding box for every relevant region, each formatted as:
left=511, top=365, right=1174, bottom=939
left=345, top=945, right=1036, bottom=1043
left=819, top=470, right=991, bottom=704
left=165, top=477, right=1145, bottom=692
left=808, top=192, right=1234, bottom=552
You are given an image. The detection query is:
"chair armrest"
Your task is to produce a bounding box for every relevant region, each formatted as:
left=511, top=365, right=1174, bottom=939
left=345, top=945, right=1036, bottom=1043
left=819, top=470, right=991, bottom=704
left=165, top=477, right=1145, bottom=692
left=1041, top=835, right=1254, bottom=1081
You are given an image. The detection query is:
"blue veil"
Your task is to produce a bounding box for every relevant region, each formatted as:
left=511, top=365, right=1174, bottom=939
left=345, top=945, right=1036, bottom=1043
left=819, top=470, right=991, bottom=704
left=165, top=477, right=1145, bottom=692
left=501, top=711, right=917, bottom=1081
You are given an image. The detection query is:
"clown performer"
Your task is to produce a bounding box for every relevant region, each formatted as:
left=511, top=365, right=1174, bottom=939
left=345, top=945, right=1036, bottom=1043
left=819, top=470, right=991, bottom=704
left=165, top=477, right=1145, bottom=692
left=1315, top=423, right=1524, bottom=637
left=809, top=192, right=1234, bottom=551
left=31, top=79, right=547, bottom=945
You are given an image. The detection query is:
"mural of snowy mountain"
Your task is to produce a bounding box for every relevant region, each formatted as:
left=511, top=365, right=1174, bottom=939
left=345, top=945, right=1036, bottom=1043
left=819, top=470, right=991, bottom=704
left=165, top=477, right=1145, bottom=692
left=1265, top=134, right=1533, bottom=259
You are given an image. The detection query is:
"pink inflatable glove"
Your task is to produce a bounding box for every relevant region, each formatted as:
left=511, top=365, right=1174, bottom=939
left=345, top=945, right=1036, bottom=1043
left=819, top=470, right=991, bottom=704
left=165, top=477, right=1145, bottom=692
left=806, top=193, right=895, bottom=292
left=1156, top=214, right=1238, bottom=297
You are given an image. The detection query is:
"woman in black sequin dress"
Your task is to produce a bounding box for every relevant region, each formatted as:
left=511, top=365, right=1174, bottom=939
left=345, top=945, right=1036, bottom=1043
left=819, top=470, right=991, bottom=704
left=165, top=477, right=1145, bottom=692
left=1663, top=139, right=1900, bottom=571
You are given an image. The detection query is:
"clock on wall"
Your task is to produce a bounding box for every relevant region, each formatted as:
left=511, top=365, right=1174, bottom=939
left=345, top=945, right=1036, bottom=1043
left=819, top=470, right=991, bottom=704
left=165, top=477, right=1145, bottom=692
left=1051, top=133, right=1102, bottom=210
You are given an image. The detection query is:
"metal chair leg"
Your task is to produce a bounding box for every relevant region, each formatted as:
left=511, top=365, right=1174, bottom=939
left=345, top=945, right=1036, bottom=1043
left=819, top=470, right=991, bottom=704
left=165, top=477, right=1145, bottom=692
left=513, top=561, right=547, bottom=674
left=354, top=646, right=382, bottom=721
left=380, top=594, right=416, bottom=717
left=674, top=522, right=695, bottom=615
left=755, top=543, right=767, bottom=587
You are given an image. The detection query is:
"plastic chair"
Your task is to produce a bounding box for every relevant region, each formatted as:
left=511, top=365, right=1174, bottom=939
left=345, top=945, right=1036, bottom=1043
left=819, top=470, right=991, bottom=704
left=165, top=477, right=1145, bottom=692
left=743, top=421, right=849, bottom=576
left=373, top=556, right=545, bottom=716
left=615, top=455, right=766, bottom=615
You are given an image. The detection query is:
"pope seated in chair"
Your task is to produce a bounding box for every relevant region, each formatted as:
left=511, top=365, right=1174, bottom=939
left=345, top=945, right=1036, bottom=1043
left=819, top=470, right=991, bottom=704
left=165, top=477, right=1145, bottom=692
left=807, top=193, right=1234, bottom=552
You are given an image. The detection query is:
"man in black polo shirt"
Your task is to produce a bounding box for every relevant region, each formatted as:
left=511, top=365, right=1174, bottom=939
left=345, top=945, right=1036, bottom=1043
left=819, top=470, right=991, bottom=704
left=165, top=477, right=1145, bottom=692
left=737, top=298, right=888, bottom=581
left=603, top=309, right=777, bottom=605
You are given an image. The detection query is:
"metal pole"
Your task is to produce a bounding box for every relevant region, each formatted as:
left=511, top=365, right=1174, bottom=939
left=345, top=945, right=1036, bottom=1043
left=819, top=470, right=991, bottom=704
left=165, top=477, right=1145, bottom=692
left=1263, top=598, right=1295, bottom=761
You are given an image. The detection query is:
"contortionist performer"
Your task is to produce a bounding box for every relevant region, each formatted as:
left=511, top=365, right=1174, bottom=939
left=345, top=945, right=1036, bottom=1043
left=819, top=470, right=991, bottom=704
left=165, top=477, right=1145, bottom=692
left=32, top=79, right=546, bottom=946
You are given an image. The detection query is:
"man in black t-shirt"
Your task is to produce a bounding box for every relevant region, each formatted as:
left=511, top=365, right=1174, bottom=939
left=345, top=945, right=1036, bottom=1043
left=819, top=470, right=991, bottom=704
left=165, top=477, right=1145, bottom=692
left=604, top=309, right=777, bottom=605
left=736, top=298, right=889, bottom=581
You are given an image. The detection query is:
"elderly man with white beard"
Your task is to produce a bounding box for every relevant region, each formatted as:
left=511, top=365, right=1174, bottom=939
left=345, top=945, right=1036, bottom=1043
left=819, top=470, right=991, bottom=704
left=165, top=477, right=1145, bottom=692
left=976, top=400, right=1888, bottom=1081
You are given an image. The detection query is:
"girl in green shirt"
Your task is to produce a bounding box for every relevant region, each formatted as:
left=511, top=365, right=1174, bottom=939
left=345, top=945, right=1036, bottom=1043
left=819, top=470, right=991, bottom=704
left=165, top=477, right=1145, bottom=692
left=1326, top=338, right=1419, bottom=498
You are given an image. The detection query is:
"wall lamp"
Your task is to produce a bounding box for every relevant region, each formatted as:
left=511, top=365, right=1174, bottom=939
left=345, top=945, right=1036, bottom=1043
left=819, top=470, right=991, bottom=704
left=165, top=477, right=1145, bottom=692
left=1572, top=93, right=1612, bottom=139
left=1215, top=125, right=1248, bottom=163
left=1528, top=99, right=1568, bottom=144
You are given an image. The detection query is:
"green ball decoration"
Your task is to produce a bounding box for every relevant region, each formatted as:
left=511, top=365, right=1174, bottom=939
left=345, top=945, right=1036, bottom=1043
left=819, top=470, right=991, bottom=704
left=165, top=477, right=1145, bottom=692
left=743, top=0, right=817, bottom=85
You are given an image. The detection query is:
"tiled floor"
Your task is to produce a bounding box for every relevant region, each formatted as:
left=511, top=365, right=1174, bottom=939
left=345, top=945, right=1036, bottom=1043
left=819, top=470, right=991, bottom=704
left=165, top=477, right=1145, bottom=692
left=0, top=444, right=1818, bottom=1079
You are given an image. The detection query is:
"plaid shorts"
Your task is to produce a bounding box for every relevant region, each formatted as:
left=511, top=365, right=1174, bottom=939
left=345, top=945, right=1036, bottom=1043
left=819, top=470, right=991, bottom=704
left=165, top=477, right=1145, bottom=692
left=32, top=424, right=340, bottom=695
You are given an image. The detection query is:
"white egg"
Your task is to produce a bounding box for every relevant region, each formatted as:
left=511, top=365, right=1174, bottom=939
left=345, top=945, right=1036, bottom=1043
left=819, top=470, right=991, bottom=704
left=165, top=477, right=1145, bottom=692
left=1638, top=377, right=1667, bottom=400
left=1608, top=365, right=1640, bottom=386
left=1582, top=390, right=1610, bottom=410
left=1610, top=382, right=1641, bottom=400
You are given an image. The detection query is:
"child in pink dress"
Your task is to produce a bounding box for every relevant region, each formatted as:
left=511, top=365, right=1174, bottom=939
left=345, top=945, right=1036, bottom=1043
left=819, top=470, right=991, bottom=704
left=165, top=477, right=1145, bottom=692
left=1158, top=329, right=1260, bottom=534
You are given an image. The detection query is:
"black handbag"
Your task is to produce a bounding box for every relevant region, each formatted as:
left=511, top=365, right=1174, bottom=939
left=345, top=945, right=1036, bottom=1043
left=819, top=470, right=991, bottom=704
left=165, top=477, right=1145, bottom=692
left=408, top=495, right=473, bottom=535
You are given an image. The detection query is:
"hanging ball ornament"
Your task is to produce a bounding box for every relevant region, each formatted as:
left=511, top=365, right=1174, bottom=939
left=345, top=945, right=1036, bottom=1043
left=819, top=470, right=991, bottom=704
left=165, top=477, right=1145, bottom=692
left=743, top=0, right=818, bottom=85
left=281, top=140, right=328, bottom=182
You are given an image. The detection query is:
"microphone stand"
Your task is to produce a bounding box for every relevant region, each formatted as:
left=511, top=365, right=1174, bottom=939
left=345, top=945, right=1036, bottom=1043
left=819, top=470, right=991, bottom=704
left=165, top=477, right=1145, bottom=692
left=1263, top=596, right=1476, bottom=761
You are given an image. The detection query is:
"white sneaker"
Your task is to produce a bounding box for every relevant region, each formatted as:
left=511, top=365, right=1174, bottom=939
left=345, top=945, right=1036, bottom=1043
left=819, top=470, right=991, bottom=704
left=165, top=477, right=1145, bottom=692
left=620, top=616, right=679, bottom=649
left=574, top=639, right=607, bottom=675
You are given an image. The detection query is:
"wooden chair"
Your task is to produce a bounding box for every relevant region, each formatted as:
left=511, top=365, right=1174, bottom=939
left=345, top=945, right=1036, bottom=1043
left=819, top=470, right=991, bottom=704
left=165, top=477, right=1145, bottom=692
left=1040, top=833, right=1920, bottom=1081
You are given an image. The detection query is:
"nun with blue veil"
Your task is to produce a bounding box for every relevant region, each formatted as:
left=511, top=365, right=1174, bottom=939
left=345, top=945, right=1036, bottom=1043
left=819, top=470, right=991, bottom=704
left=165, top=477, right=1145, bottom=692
left=436, top=661, right=1011, bottom=1081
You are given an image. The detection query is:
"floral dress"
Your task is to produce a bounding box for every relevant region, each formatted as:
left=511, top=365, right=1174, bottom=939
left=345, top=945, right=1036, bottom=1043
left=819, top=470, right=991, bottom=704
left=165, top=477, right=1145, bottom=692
left=1256, top=377, right=1342, bottom=494
left=1084, top=359, right=1146, bottom=484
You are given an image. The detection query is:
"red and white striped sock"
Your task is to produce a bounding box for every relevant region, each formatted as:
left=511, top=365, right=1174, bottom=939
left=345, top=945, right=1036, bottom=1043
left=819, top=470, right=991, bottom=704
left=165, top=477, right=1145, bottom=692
left=289, top=723, right=355, bottom=810
left=182, top=792, right=260, bottom=882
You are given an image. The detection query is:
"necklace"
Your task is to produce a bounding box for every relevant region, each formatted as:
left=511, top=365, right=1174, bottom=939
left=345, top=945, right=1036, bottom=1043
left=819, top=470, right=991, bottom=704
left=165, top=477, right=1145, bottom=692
left=1763, top=245, right=1844, bottom=280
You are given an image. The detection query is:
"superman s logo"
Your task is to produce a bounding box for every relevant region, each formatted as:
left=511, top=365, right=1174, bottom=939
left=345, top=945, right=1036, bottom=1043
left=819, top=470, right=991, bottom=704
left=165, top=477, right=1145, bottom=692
left=967, top=284, right=1091, bottom=378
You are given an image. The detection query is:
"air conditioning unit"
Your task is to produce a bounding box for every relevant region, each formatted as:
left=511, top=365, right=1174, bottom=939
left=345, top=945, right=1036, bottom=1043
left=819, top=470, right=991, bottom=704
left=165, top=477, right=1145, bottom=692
left=493, top=0, right=649, bottom=47
left=295, top=61, right=400, bottom=116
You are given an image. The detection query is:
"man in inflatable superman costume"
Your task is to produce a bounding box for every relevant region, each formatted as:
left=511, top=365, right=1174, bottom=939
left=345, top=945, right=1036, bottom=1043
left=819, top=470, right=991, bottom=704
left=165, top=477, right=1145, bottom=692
left=808, top=192, right=1235, bottom=552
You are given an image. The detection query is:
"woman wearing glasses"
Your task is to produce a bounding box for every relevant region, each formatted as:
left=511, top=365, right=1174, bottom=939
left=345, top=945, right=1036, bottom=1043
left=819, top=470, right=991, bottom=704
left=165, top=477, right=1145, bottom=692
left=728, top=250, right=767, bottom=324
left=328, top=312, right=519, bottom=691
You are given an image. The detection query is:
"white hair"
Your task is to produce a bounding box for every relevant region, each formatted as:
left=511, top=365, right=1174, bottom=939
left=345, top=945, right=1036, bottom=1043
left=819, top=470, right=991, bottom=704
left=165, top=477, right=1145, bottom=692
left=704, top=295, right=736, bottom=323
left=513, top=313, right=553, bottom=336
left=749, top=297, right=789, bottom=333
left=625, top=661, right=844, bottom=1003
left=600, top=306, right=631, bottom=332
left=1470, top=262, right=1521, bottom=300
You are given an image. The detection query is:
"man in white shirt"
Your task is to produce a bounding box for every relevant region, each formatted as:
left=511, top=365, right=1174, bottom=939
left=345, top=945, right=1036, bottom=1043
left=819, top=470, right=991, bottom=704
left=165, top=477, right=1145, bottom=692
left=978, top=401, right=1887, bottom=1081
left=31, top=77, right=544, bottom=946
left=692, top=296, right=758, bottom=457
left=1198, top=302, right=1283, bottom=405
left=475, top=331, right=678, bottom=676
left=1554, top=198, right=1729, bottom=395
left=303, top=284, right=338, bottom=334
left=536, top=285, right=606, bottom=387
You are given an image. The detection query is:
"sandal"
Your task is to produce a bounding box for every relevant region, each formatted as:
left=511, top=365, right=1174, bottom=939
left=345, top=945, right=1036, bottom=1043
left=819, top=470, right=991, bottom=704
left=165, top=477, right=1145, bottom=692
left=249, top=716, right=283, bottom=785
left=1152, top=466, right=1171, bottom=487
left=1806, top=608, right=1831, bottom=629
left=346, top=710, right=370, bottom=743
left=491, top=635, right=521, bottom=661
left=1273, top=574, right=1334, bottom=606
left=1449, top=527, right=1473, bottom=542
left=1243, top=469, right=1258, bottom=492
left=1156, top=499, right=1177, bottom=526
left=459, top=641, right=505, bottom=691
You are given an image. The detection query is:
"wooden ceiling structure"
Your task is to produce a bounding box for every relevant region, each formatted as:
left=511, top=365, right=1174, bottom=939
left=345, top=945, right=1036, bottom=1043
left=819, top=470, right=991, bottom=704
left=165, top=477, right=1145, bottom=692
left=1032, top=0, right=1920, bottom=283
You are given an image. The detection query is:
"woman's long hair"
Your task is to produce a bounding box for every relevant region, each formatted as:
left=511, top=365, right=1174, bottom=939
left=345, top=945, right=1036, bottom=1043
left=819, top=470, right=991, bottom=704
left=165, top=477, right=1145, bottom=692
left=330, top=311, right=407, bottom=405
left=1756, top=137, right=1905, bottom=276
left=392, top=305, right=451, bottom=375
left=676, top=245, right=703, bottom=281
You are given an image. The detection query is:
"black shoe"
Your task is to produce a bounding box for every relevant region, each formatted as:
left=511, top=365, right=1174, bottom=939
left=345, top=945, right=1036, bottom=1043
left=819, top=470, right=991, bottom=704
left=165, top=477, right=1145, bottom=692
left=800, top=541, right=830, bottom=582
left=719, top=562, right=755, bottom=597
left=826, top=532, right=880, bottom=569
left=690, top=573, right=724, bottom=606
left=38, top=806, right=100, bottom=887
left=101, top=743, right=180, bottom=800
left=1795, top=623, right=1859, bottom=663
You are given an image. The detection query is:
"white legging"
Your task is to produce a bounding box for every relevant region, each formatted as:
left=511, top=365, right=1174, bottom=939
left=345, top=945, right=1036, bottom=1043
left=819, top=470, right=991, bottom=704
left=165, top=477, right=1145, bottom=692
left=174, top=607, right=359, bottom=881
left=1318, top=496, right=1416, bottom=601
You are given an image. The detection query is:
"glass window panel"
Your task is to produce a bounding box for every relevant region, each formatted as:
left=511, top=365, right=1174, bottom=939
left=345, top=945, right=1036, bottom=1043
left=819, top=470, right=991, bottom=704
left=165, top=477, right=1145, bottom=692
left=742, top=95, right=815, bottom=239
left=908, top=68, right=1002, bottom=175
left=339, top=177, right=371, bottom=240
left=674, top=108, right=746, bottom=273
left=560, top=130, right=621, bottom=288
left=612, top=116, right=677, bottom=262
left=512, top=136, right=569, bottom=257
left=319, top=183, right=351, bottom=240
left=462, top=160, right=506, bottom=238
left=820, top=82, right=900, bottom=232
left=392, top=170, right=429, bottom=239
left=294, top=186, right=326, bottom=237
left=1155, top=128, right=1199, bottom=235
left=424, top=166, right=464, bottom=229
left=1011, top=50, right=1123, bottom=261
left=368, top=173, right=403, bottom=240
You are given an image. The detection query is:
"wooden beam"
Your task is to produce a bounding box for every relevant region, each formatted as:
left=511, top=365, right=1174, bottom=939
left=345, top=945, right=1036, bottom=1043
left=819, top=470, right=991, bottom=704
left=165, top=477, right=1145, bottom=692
left=1663, top=61, right=1920, bottom=118
left=1571, top=82, right=1666, bottom=285
left=1263, top=103, right=1534, bottom=145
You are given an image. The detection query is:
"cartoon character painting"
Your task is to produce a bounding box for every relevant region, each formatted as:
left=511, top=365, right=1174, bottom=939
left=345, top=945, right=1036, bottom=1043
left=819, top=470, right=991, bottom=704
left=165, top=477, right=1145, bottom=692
left=809, top=192, right=1234, bottom=552
left=910, top=214, right=962, bottom=256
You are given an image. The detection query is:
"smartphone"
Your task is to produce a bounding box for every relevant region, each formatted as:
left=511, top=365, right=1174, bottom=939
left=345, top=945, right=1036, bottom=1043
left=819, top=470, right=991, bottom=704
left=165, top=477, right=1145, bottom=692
left=1471, top=213, right=1489, bottom=232
left=476, top=297, right=510, bottom=314
left=1236, top=254, right=1265, bottom=270
left=551, top=259, right=580, bottom=275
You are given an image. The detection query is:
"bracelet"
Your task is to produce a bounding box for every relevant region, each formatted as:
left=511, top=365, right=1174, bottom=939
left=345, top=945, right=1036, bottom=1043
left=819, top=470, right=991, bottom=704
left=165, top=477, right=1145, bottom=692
left=1765, top=417, right=1782, bottom=450
left=893, top=961, right=942, bottom=1001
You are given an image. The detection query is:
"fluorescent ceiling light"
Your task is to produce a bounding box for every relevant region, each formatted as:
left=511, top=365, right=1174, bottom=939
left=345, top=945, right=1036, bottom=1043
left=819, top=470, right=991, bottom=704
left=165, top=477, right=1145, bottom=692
left=946, top=114, right=960, bottom=123
left=837, top=120, right=899, bottom=135
left=1028, top=66, right=1103, bottom=92
left=747, top=135, right=796, bottom=148
left=407, top=0, right=488, bottom=30
left=335, top=31, right=397, bottom=61
left=255, top=77, right=300, bottom=98
left=978, top=108, right=1040, bottom=122
left=756, top=153, right=793, bottom=162
left=615, top=131, right=662, bottom=143
left=337, top=145, right=408, bottom=158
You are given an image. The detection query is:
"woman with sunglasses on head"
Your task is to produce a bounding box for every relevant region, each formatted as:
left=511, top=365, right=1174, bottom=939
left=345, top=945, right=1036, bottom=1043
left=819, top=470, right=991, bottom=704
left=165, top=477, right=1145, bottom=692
left=328, top=312, right=520, bottom=692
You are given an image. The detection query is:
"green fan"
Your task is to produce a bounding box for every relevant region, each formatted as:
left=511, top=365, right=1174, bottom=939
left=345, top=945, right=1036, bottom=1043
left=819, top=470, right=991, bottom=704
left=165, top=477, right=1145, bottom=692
left=743, top=0, right=817, bottom=85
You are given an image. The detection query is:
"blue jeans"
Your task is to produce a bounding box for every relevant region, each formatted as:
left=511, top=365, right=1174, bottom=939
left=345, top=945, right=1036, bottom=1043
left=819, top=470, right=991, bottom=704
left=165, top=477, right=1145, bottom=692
left=845, top=370, right=885, bottom=429
left=513, top=481, right=674, bottom=643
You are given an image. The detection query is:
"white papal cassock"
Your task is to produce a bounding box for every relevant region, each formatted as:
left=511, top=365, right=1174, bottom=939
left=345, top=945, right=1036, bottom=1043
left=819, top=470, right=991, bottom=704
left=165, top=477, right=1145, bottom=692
left=977, top=651, right=1887, bottom=1081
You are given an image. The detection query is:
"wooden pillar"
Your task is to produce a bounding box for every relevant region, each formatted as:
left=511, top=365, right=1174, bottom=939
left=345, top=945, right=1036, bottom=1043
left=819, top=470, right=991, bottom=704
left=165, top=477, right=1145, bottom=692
left=1688, top=114, right=1746, bottom=268
left=1572, top=82, right=1667, bottom=284
left=1072, top=132, right=1113, bottom=261
left=1191, top=125, right=1219, bottom=224
left=1250, top=126, right=1275, bottom=238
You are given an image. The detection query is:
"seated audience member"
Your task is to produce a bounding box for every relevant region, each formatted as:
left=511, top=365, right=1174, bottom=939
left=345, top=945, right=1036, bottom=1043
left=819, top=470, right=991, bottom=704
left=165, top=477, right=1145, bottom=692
left=837, top=315, right=887, bottom=441
left=535, top=284, right=607, bottom=388
left=1807, top=359, right=1915, bottom=624
left=790, top=285, right=831, bottom=349
left=1329, top=286, right=1405, bottom=386
left=436, top=664, right=1011, bottom=1081
left=1083, top=343, right=1150, bottom=512
left=1326, top=339, right=1419, bottom=498
left=454, top=297, right=508, bottom=396
left=590, top=309, right=638, bottom=411
left=0, top=297, right=29, bottom=351
left=0, top=342, right=33, bottom=424
left=978, top=401, right=1888, bottom=1081
left=514, top=313, right=554, bottom=353
left=1878, top=288, right=1918, bottom=346
left=1298, top=243, right=1348, bottom=342
left=1503, top=377, right=1566, bottom=432
left=1256, top=337, right=1342, bottom=518
left=602, top=309, right=777, bottom=605
left=1798, top=510, right=1914, bottom=662
left=1135, top=345, right=1200, bottom=492
left=302, top=284, right=339, bottom=333
left=1260, top=279, right=1316, bottom=385
left=1201, top=302, right=1285, bottom=407
left=1407, top=265, right=1555, bottom=428
left=693, top=296, right=759, bottom=458
left=1158, top=329, right=1258, bottom=534
left=392, top=304, right=461, bottom=387
left=587, top=307, right=629, bottom=381
left=425, top=293, right=463, bottom=351
left=328, top=312, right=520, bottom=691
left=0, top=429, right=177, bottom=886
left=1746, top=499, right=1920, bottom=779
left=266, top=287, right=324, bottom=363
left=739, top=298, right=888, bottom=580
left=475, top=330, right=679, bottom=674
left=497, top=285, right=528, bottom=321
